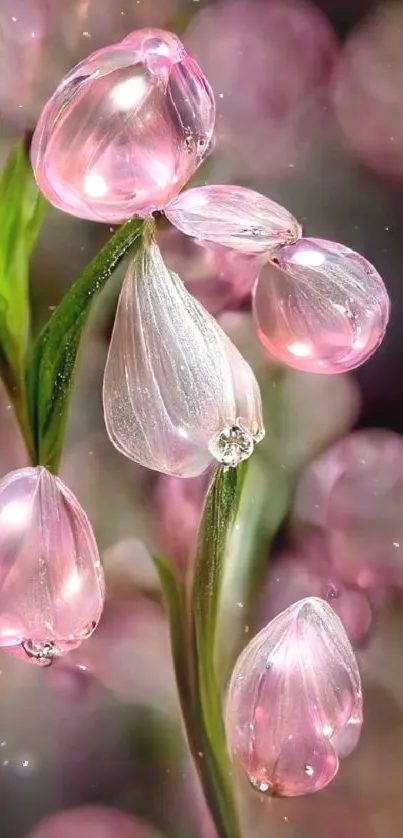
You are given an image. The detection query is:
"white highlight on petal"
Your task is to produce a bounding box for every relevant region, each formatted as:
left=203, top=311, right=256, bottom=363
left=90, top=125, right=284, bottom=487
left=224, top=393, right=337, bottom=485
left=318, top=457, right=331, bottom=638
left=287, top=341, right=312, bottom=358
left=83, top=173, right=108, bottom=198
left=112, top=75, right=148, bottom=110
left=0, top=500, right=30, bottom=526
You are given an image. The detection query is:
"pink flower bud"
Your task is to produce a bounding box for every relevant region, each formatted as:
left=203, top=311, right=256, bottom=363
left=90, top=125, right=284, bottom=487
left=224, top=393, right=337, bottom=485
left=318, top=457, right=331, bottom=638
left=31, top=29, right=215, bottom=222
left=226, top=597, right=363, bottom=797
left=0, top=467, right=104, bottom=665
left=103, top=240, right=264, bottom=477
left=165, top=185, right=301, bottom=254
left=253, top=238, right=389, bottom=373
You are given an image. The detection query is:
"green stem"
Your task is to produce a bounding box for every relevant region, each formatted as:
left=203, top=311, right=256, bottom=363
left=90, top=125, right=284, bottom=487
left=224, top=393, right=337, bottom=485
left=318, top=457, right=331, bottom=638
left=154, top=466, right=247, bottom=838
left=189, top=464, right=247, bottom=838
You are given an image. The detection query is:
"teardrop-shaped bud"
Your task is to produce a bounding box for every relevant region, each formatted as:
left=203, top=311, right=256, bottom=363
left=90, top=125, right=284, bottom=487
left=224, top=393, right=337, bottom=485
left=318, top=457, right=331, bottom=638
left=0, top=467, right=105, bottom=665
left=165, top=185, right=302, bottom=254
left=31, top=28, right=215, bottom=222
left=253, top=238, right=389, bottom=373
left=103, top=240, right=264, bottom=477
left=226, top=596, right=363, bottom=797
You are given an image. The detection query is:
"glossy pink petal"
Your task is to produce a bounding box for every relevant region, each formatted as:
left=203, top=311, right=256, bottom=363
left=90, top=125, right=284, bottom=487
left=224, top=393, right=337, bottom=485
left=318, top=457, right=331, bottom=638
left=253, top=238, right=389, bottom=373
left=165, top=185, right=302, bottom=254
left=103, top=240, right=264, bottom=477
left=0, top=467, right=105, bottom=665
left=31, top=28, right=215, bottom=222
left=226, top=597, right=363, bottom=797
left=28, top=806, right=161, bottom=838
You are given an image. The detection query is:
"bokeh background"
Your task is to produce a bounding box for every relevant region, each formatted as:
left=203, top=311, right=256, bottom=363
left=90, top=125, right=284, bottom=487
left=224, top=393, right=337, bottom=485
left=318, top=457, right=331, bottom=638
left=1, top=0, right=403, bottom=836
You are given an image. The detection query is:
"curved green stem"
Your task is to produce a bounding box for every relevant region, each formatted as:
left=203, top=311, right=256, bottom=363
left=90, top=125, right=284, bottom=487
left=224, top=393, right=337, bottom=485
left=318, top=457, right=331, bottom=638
left=155, top=465, right=246, bottom=838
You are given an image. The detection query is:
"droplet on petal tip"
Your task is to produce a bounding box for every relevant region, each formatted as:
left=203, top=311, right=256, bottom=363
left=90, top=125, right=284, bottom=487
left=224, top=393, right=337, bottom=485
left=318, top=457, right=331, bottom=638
left=31, top=28, right=215, bottom=222
left=0, top=466, right=105, bottom=666
left=165, top=185, right=302, bottom=254
left=225, top=596, right=363, bottom=797
left=103, top=240, right=264, bottom=477
left=253, top=237, right=390, bottom=373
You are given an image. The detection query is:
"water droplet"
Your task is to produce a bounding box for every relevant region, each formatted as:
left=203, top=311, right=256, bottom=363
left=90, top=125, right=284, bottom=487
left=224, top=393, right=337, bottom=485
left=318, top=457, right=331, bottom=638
left=22, top=639, right=56, bottom=665
left=209, top=424, right=254, bottom=466
left=250, top=776, right=271, bottom=793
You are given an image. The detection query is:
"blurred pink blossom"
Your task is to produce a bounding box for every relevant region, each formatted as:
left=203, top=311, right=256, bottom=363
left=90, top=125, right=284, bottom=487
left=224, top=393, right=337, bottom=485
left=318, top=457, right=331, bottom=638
left=294, top=429, right=403, bottom=590
left=66, top=590, right=177, bottom=712
left=28, top=806, right=161, bottom=838
left=158, top=225, right=259, bottom=316
left=332, top=3, right=403, bottom=180
left=261, top=535, right=373, bottom=646
left=0, top=0, right=48, bottom=123
left=184, top=0, right=338, bottom=177
left=153, top=471, right=209, bottom=573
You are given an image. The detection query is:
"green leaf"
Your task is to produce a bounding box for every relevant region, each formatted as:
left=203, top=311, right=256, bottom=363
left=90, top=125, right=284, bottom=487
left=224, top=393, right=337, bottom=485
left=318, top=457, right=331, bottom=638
left=26, top=216, right=147, bottom=473
left=191, top=464, right=246, bottom=838
left=0, top=140, right=47, bottom=458
left=152, top=554, right=192, bottom=721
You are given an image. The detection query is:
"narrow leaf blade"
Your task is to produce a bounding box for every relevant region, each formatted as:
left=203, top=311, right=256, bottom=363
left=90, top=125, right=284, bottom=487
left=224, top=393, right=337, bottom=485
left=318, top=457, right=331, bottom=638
left=0, top=140, right=47, bottom=456
left=152, top=553, right=191, bottom=715
left=26, top=216, right=146, bottom=472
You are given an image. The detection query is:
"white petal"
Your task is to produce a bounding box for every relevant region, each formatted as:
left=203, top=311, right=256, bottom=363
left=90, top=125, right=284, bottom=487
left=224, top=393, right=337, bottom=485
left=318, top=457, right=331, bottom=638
left=103, top=240, right=263, bottom=477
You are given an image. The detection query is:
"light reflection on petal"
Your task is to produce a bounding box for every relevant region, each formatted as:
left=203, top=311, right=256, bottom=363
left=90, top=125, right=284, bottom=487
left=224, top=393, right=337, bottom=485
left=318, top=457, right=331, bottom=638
left=253, top=238, right=389, bottom=373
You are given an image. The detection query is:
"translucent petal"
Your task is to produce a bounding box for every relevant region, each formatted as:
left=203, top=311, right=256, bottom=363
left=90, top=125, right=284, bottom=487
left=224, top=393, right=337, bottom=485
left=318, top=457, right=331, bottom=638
left=31, top=29, right=215, bottom=222
left=226, top=597, right=363, bottom=797
left=0, top=467, right=105, bottom=664
left=103, top=240, right=264, bottom=477
left=165, top=185, right=302, bottom=254
left=253, top=237, right=390, bottom=373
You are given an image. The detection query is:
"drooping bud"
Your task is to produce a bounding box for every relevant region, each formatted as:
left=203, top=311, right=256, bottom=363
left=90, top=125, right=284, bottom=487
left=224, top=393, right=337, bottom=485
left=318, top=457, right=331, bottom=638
left=103, top=240, right=264, bottom=477
left=0, top=467, right=104, bottom=665
left=226, top=597, right=363, bottom=796
left=253, top=238, right=389, bottom=373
